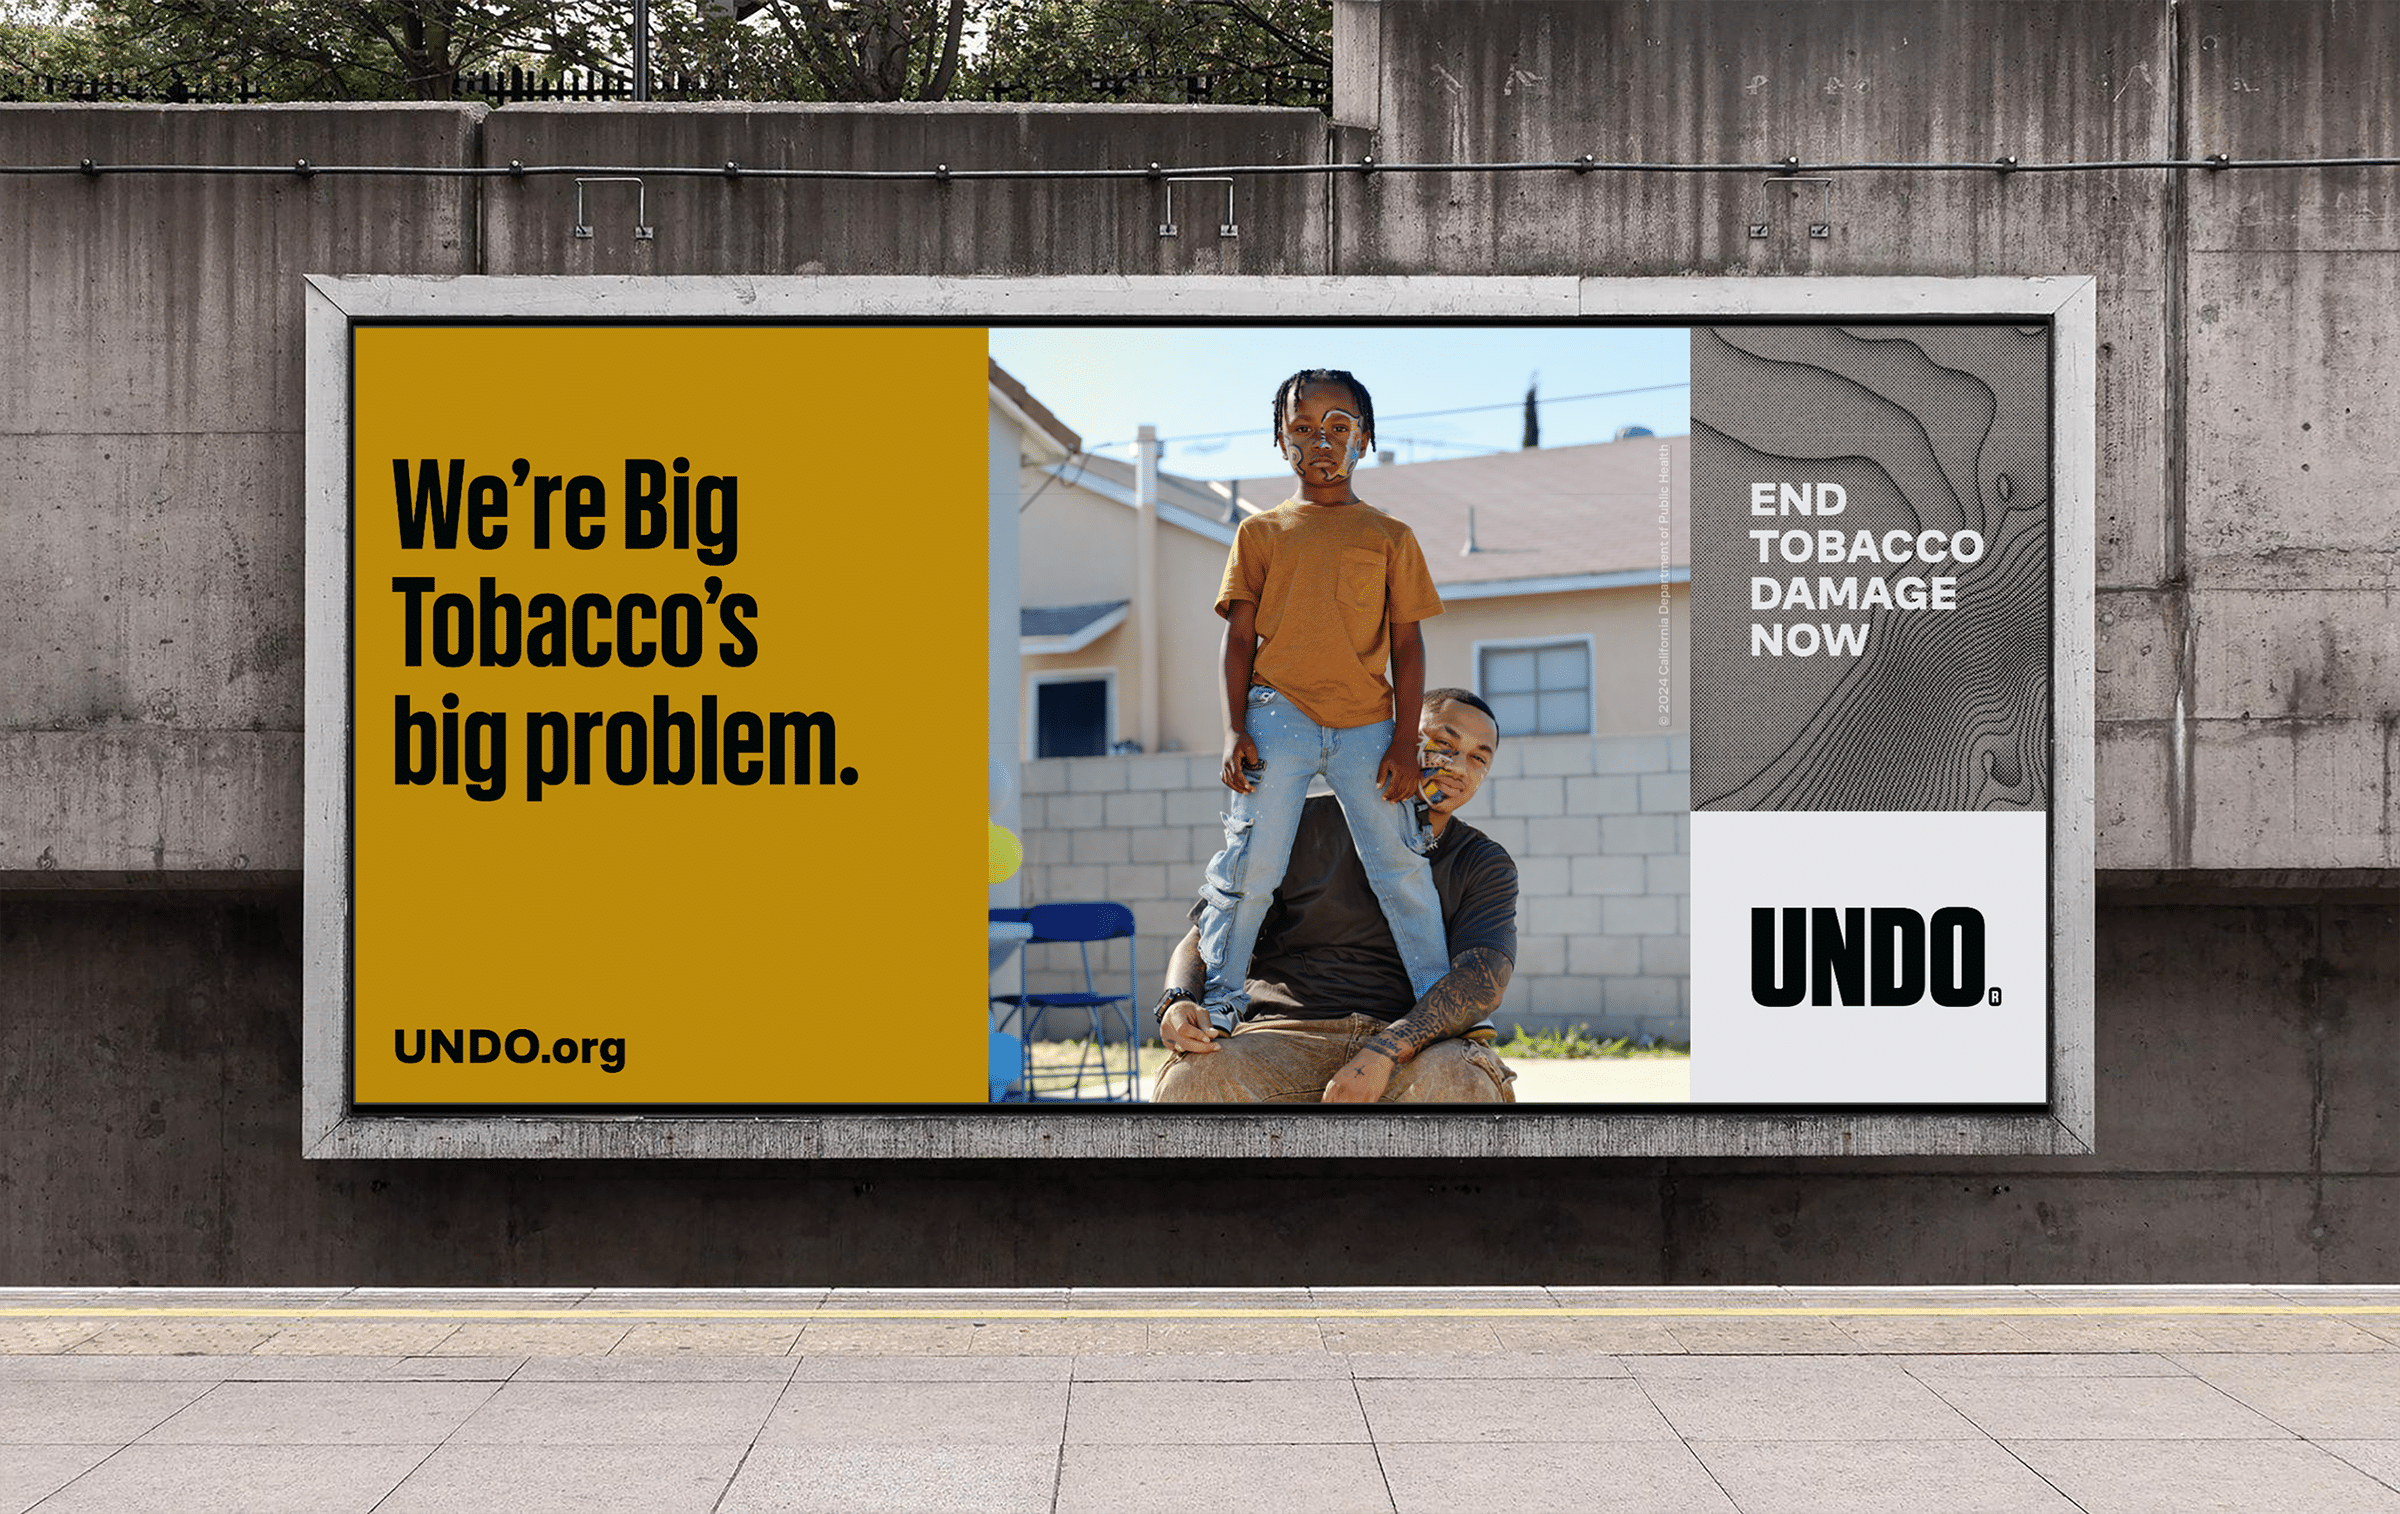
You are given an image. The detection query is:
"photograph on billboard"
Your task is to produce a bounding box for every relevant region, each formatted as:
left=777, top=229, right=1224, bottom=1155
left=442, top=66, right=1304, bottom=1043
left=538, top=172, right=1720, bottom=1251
left=333, top=312, right=2050, bottom=1113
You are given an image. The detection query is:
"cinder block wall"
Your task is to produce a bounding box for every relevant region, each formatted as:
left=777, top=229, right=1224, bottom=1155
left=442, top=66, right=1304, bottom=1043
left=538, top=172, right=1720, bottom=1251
left=1012, top=734, right=1691, bottom=1043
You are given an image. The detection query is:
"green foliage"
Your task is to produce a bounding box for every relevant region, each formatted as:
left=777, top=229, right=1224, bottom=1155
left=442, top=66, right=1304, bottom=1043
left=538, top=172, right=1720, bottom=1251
left=1492, top=1024, right=1690, bottom=1060
left=969, top=0, right=1328, bottom=104
left=0, top=0, right=1333, bottom=104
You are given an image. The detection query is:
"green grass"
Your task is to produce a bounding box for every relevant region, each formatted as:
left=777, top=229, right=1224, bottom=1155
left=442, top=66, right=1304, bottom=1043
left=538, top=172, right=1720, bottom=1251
left=1491, top=1024, right=1691, bottom=1060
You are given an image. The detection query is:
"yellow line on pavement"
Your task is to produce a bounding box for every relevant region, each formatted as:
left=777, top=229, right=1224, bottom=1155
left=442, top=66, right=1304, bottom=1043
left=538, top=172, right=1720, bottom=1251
left=1, top=1304, right=2397, bottom=1321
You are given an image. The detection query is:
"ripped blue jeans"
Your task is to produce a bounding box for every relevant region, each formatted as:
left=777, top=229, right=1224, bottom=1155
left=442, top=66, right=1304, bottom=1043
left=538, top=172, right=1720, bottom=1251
left=1197, top=686, right=1448, bottom=1029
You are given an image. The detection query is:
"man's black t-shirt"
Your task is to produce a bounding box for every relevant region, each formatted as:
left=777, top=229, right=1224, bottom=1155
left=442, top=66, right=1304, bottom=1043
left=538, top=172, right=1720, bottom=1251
left=1189, top=794, right=1519, bottom=1022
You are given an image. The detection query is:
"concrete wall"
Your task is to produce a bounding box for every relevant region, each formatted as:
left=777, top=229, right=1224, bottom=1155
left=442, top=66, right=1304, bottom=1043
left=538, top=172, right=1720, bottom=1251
left=6, top=1, right=2400, bottom=1283
left=1014, top=733, right=1691, bottom=1044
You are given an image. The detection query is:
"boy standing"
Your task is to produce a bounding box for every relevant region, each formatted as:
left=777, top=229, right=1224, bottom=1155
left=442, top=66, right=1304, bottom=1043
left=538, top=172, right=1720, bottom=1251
left=1193, top=369, right=1449, bottom=1029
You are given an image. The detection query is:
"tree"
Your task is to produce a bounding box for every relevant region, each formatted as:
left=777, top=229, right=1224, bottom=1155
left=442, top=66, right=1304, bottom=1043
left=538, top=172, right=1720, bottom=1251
left=968, top=0, right=1328, bottom=105
left=0, top=0, right=625, bottom=100
left=758, top=0, right=967, bottom=101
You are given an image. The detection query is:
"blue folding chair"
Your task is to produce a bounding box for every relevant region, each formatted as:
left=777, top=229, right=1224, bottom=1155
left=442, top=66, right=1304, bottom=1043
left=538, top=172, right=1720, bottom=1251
left=988, top=902, right=1140, bottom=1102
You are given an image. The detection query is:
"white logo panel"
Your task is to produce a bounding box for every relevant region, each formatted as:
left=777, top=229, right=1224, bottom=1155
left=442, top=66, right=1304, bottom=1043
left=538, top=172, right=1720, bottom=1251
left=1691, top=810, right=2047, bottom=1104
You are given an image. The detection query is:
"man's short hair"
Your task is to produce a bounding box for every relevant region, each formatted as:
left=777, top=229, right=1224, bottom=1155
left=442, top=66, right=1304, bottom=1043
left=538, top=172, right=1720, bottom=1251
left=1424, top=687, right=1498, bottom=733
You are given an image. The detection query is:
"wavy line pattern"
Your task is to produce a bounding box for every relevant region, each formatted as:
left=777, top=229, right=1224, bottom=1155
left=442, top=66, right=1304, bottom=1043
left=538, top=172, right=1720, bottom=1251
left=1691, top=326, right=2051, bottom=814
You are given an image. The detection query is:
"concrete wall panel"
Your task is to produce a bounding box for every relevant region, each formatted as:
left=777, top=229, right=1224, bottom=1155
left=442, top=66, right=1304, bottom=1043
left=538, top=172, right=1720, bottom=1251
left=0, top=435, right=300, bottom=733
left=0, top=731, right=299, bottom=873
left=0, top=105, right=482, bottom=435
left=1331, top=1, right=2173, bottom=590
left=2189, top=717, right=2393, bottom=870
left=478, top=105, right=1329, bottom=277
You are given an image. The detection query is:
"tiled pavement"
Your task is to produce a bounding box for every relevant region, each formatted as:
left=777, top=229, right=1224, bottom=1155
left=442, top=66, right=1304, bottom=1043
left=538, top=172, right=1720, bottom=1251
left=3, top=1287, right=2399, bottom=1512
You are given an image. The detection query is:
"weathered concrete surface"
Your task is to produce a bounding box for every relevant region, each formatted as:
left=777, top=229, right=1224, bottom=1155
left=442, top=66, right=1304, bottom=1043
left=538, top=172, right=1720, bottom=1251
left=1330, top=0, right=2176, bottom=596
left=2180, top=2, right=2400, bottom=870
left=478, top=104, right=1330, bottom=277
left=0, top=105, right=482, bottom=873
left=1, top=889, right=2392, bottom=1283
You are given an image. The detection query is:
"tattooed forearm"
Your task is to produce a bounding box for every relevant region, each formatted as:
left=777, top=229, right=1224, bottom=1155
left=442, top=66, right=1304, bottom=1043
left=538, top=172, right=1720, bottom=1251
left=1165, top=928, right=1209, bottom=998
left=1361, top=947, right=1513, bottom=1064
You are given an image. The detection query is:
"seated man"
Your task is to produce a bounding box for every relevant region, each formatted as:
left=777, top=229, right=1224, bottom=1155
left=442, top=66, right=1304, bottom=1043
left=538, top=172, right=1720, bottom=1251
left=1152, top=688, right=1517, bottom=1103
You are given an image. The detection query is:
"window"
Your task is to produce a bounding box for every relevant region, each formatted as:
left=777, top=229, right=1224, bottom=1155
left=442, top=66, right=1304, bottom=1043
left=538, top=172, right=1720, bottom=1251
left=1034, top=678, right=1110, bottom=757
left=1479, top=640, right=1591, bottom=736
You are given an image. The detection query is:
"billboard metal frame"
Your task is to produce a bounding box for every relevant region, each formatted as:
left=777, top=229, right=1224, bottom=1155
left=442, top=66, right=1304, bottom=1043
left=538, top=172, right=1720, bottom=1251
left=301, top=273, right=2096, bottom=1160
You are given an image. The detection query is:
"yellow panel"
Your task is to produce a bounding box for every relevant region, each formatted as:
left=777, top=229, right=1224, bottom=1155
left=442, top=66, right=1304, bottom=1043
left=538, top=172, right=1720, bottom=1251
left=350, top=326, right=987, bottom=1105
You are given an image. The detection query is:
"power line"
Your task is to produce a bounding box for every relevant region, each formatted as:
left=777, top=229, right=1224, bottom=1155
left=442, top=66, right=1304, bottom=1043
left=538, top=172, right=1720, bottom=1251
left=1085, top=382, right=1689, bottom=453
left=7, top=153, right=2398, bottom=179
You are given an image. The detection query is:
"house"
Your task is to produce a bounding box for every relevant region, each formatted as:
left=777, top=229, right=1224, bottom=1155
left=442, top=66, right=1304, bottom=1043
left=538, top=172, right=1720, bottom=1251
left=1018, top=435, right=1691, bottom=759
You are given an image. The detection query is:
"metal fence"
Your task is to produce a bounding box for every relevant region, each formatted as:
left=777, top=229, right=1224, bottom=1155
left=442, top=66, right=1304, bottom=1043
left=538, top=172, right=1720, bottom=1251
left=1, top=66, right=1327, bottom=109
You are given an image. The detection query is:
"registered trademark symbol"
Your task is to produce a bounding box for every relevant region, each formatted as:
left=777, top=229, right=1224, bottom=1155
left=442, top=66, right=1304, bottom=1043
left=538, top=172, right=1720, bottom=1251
left=1988, top=988, right=2003, bottom=1006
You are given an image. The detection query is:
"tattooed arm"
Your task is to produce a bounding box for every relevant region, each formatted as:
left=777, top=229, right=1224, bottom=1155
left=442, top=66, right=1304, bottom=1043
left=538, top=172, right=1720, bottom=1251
left=1320, top=946, right=1514, bottom=1103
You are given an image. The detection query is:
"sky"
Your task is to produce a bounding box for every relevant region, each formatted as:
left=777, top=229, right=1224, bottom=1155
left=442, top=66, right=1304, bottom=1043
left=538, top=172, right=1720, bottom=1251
left=986, top=326, right=1690, bottom=481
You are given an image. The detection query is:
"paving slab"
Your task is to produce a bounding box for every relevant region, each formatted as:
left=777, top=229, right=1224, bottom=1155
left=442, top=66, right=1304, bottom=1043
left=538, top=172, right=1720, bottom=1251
left=1072, top=1352, right=1350, bottom=1381
left=793, top=1354, right=1071, bottom=1382
left=427, top=1322, right=630, bottom=1357
left=1687, top=1438, right=2079, bottom=1514
left=1894, top=1353, right=2192, bottom=1379
left=1828, top=1315, right=2049, bottom=1354
left=1316, top=1319, right=1508, bottom=1356
left=1140, top=1319, right=1330, bottom=1354
left=446, top=1380, right=784, bottom=1446
left=0, top=1321, right=103, bottom=1354
left=1055, top=1442, right=1391, bottom=1514
left=137, top=1380, right=499, bottom=1446
left=722, top=1444, right=1059, bottom=1514
left=1381, top=1440, right=1733, bottom=1514
left=609, top=1321, right=805, bottom=1356
left=1664, top=1317, right=1865, bottom=1354
left=248, top=1321, right=462, bottom=1356
left=959, top=1318, right=1154, bottom=1356
left=2169, top=1352, right=2400, bottom=1437
left=789, top=1319, right=986, bottom=1354
left=20, top=1443, right=431, bottom=1514
left=1928, top=1375, right=2293, bottom=1440
left=1355, top=1376, right=1678, bottom=1442
left=376, top=1441, right=748, bottom=1514
left=2008, top=1438, right=2400, bottom=1514
left=1630, top=1357, right=1983, bottom=1441
left=1066, top=1378, right=1371, bottom=1444
left=754, top=1379, right=1070, bottom=1446
left=2324, top=1441, right=2400, bottom=1495
left=0, top=1380, right=213, bottom=1443
left=518, top=1354, right=801, bottom=1383
left=1486, top=1316, right=1687, bottom=1354
left=1346, top=1352, right=1630, bottom=1380
left=67, top=1322, right=283, bottom=1355
left=0, top=1354, right=387, bottom=1383
left=0, top=1444, right=114, bottom=1514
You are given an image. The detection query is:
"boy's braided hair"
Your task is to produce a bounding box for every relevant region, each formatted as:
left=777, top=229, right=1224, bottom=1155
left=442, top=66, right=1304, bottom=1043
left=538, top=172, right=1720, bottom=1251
left=1270, top=369, right=1375, bottom=451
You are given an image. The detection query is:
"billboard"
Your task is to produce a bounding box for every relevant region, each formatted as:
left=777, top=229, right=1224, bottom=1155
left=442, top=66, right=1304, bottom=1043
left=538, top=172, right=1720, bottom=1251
left=301, top=276, right=2093, bottom=1158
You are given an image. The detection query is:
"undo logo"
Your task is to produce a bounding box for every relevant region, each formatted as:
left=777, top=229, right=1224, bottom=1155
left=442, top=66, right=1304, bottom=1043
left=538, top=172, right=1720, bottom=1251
left=1751, top=906, right=1992, bottom=1008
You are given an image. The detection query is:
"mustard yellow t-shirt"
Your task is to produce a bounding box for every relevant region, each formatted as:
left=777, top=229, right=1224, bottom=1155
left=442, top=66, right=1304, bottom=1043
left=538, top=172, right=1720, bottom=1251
left=1215, top=499, right=1444, bottom=730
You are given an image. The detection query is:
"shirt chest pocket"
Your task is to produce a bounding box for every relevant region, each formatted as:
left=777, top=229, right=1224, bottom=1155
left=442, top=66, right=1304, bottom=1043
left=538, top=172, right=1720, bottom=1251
left=1338, top=547, right=1387, bottom=613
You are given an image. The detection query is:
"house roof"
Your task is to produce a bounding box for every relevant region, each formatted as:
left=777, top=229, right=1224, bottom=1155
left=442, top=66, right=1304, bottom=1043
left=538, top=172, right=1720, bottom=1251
left=1034, top=435, right=1691, bottom=593
left=989, top=360, right=1083, bottom=457
left=1020, top=600, right=1130, bottom=655
left=1022, top=601, right=1128, bottom=640
left=1221, top=434, right=1692, bottom=586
